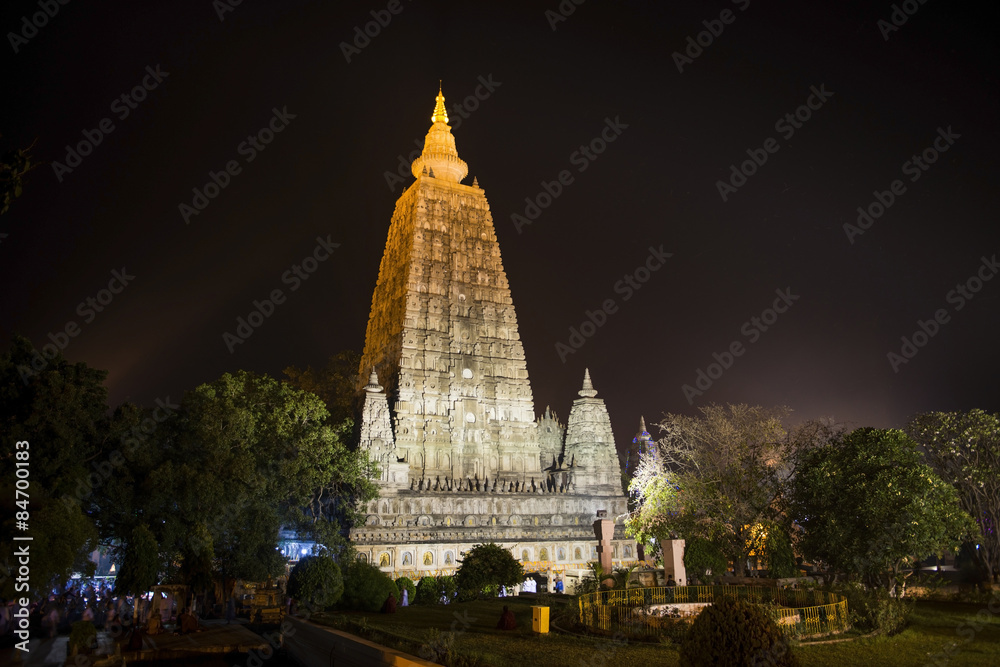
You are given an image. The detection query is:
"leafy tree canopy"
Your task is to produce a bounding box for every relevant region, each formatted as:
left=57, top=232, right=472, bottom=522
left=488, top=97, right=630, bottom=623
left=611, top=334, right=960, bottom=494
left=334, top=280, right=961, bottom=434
left=907, top=409, right=1000, bottom=582
left=0, top=336, right=107, bottom=599
left=455, top=543, right=524, bottom=598
left=791, top=427, right=975, bottom=593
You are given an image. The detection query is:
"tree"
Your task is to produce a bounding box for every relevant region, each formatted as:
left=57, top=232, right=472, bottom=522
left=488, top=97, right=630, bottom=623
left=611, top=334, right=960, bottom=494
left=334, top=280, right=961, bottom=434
left=791, top=428, right=975, bottom=594
left=283, top=350, right=362, bottom=426
left=93, top=371, right=376, bottom=595
left=114, top=524, right=160, bottom=599
left=626, top=405, right=806, bottom=576
left=455, top=543, right=525, bottom=598
left=287, top=555, right=344, bottom=609
left=0, top=336, right=109, bottom=599
left=907, top=409, right=1000, bottom=582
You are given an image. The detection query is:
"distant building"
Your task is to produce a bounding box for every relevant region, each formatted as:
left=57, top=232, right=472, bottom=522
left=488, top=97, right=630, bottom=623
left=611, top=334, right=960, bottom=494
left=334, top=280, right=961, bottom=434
left=349, top=88, right=634, bottom=574
left=622, top=416, right=653, bottom=480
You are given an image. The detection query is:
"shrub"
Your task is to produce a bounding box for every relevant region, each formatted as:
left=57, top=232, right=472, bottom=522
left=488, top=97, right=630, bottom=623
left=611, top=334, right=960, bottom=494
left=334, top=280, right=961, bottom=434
left=831, top=582, right=912, bottom=635
left=439, top=575, right=458, bottom=603
left=455, top=543, right=525, bottom=599
left=680, top=597, right=799, bottom=667
left=287, top=555, right=344, bottom=609
left=416, top=576, right=440, bottom=605
left=395, top=576, right=416, bottom=603
left=339, top=559, right=399, bottom=612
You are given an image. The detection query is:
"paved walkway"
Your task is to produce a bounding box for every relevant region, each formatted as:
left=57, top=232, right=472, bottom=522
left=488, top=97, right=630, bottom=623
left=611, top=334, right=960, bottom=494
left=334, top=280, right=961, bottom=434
left=2, top=619, right=262, bottom=665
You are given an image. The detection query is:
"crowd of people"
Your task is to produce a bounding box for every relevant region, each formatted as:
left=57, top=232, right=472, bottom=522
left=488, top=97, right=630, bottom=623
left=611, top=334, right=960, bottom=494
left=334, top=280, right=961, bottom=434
left=0, top=579, right=207, bottom=646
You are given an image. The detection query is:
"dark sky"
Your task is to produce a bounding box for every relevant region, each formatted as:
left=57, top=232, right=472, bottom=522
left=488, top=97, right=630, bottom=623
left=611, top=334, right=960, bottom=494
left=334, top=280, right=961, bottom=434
left=3, top=0, right=998, bottom=451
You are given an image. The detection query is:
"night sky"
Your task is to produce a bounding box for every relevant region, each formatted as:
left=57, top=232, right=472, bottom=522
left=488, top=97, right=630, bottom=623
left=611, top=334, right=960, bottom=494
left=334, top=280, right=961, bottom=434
left=3, top=0, right=998, bottom=451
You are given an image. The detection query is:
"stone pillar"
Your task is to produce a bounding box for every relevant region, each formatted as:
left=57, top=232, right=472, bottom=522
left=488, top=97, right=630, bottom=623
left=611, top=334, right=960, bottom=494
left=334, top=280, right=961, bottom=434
left=660, top=539, right=686, bottom=586
left=593, top=519, right=615, bottom=587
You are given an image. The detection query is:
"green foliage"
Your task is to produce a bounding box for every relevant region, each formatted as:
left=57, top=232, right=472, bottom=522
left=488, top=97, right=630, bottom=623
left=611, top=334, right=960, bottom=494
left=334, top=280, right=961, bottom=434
left=0, top=336, right=106, bottom=598
left=765, top=526, right=798, bottom=578
left=684, top=537, right=728, bottom=581
left=395, top=576, right=416, bottom=603
left=283, top=350, right=362, bottom=426
left=416, top=576, right=442, bottom=605
left=287, top=555, right=344, bottom=609
left=439, top=575, right=457, bottom=602
left=791, top=428, right=976, bottom=592
left=455, top=543, right=525, bottom=599
left=93, top=370, right=376, bottom=592
left=829, top=581, right=913, bottom=635
left=680, top=596, right=799, bottom=667
left=114, top=524, right=160, bottom=598
left=68, top=620, right=97, bottom=654
left=339, top=559, right=399, bottom=612
left=907, top=410, right=1000, bottom=582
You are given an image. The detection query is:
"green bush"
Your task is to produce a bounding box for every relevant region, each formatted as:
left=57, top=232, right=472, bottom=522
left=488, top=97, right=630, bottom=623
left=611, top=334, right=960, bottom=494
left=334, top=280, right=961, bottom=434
left=766, top=528, right=799, bottom=579
left=684, top=538, right=728, bottom=582
left=831, top=582, right=912, bottom=635
left=680, top=597, right=799, bottom=667
left=416, top=576, right=440, bottom=605
left=287, top=555, right=344, bottom=609
left=338, top=559, right=399, bottom=612
left=439, top=575, right=458, bottom=603
left=395, top=576, right=416, bottom=603
left=454, top=543, right=525, bottom=599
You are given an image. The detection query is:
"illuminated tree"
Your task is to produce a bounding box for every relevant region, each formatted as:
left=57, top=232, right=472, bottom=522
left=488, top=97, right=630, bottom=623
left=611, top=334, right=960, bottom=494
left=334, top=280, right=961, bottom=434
left=626, top=404, right=811, bottom=576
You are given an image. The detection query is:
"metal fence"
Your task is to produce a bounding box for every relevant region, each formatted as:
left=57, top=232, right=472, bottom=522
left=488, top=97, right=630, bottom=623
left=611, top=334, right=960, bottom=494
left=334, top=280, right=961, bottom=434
left=577, top=585, right=849, bottom=639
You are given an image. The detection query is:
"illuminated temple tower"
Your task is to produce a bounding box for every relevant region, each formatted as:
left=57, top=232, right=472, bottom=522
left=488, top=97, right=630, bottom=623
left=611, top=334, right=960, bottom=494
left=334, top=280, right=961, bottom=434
left=351, top=88, right=633, bottom=577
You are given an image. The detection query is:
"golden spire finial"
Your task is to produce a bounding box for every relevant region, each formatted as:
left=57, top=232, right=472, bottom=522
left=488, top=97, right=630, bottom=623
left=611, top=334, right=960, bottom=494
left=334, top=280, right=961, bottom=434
left=431, top=82, right=449, bottom=124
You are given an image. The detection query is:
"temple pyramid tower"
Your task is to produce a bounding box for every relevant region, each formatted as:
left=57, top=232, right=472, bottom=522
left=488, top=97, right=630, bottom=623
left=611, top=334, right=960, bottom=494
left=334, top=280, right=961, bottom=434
left=351, top=88, right=632, bottom=577
left=358, top=86, right=541, bottom=487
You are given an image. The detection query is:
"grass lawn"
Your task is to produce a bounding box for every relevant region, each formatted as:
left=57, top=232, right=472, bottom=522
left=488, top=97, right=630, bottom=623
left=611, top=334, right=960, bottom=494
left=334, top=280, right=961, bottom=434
left=796, top=600, right=1000, bottom=667
left=313, top=596, right=1000, bottom=667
